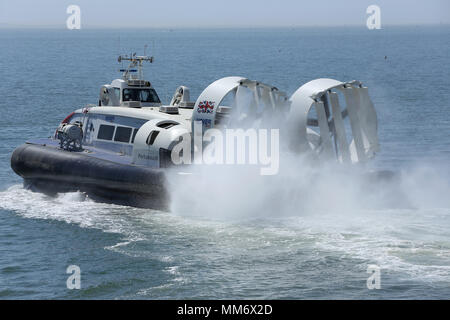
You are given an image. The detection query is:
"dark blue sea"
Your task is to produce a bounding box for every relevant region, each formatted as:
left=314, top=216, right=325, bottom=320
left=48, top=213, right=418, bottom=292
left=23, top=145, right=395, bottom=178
left=0, top=26, right=449, bottom=299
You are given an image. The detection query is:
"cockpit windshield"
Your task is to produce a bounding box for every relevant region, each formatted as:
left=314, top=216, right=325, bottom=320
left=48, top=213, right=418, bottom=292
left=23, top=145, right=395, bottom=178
left=123, top=88, right=161, bottom=103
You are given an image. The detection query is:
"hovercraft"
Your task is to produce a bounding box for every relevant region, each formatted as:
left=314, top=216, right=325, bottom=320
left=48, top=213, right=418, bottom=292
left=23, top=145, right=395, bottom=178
left=11, top=54, right=380, bottom=209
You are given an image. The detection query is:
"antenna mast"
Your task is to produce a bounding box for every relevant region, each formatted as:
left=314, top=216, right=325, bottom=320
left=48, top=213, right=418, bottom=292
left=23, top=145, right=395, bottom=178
left=118, top=53, right=154, bottom=80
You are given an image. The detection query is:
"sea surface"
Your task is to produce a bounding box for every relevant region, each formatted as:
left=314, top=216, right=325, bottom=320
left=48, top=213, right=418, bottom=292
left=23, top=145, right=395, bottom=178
left=0, top=26, right=449, bottom=299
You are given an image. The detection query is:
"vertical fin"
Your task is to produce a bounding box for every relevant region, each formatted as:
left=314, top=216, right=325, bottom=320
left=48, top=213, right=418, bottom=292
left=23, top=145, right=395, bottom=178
left=343, top=86, right=366, bottom=163
left=329, top=91, right=351, bottom=163
left=314, top=100, right=334, bottom=158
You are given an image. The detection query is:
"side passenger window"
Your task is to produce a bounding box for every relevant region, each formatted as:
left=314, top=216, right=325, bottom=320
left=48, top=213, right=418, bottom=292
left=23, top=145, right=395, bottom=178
left=97, top=125, right=115, bottom=140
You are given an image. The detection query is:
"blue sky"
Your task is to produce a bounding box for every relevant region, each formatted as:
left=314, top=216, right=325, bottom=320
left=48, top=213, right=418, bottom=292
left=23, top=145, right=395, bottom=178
left=0, top=0, right=449, bottom=28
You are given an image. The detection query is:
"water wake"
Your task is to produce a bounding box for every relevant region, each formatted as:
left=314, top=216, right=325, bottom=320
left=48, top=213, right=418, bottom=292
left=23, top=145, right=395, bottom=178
left=0, top=185, right=147, bottom=243
left=166, top=157, right=450, bottom=283
left=1, top=157, right=449, bottom=286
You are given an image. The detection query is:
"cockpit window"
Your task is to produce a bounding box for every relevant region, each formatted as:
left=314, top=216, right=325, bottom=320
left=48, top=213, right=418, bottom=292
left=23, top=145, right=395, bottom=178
left=122, top=88, right=161, bottom=103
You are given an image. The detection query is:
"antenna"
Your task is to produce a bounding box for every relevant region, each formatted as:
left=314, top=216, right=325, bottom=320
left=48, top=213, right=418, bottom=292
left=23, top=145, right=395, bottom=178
left=117, top=36, right=122, bottom=70
left=118, top=53, right=154, bottom=80
left=117, top=36, right=121, bottom=57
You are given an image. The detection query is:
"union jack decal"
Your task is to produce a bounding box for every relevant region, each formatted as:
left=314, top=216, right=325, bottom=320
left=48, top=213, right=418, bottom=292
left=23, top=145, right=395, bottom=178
left=197, top=101, right=215, bottom=113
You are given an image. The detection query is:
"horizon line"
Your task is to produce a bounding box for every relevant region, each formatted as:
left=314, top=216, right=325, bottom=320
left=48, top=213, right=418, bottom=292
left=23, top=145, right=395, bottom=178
left=1, top=23, right=449, bottom=30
